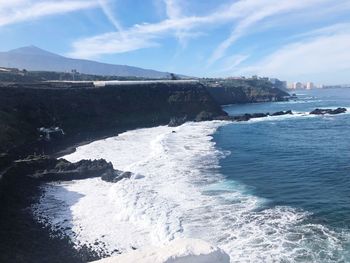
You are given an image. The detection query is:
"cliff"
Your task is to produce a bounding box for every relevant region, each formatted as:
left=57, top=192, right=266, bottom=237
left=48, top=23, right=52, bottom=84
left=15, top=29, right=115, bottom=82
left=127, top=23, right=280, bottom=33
left=0, top=81, right=225, bottom=157
left=204, top=78, right=289, bottom=105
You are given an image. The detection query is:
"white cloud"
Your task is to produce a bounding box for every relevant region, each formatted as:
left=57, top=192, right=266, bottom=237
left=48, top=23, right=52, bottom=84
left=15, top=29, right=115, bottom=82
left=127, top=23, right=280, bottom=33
left=97, top=0, right=123, bottom=33
left=235, top=28, right=350, bottom=84
left=66, top=0, right=350, bottom=85
left=217, top=54, right=250, bottom=73
left=68, top=0, right=260, bottom=58
left=208, top=0, right=328, bottom=65
left=69, top=31, right=159, bottom=58
left=69, top=0, right=340, bottom=59
left=0, top=0, right=98, bottom=27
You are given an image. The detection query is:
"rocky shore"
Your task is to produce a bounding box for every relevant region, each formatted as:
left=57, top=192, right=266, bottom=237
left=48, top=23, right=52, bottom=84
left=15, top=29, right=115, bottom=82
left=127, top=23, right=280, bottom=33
left=1, top=101, right=347, bottom=262
left=0, top=80, right=292, bottom=262
left=0, top=155, right=135, bottom=263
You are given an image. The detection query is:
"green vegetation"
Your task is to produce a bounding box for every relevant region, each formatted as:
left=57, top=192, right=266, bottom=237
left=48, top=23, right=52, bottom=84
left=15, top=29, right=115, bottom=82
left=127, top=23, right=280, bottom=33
left=0, top=68, right=171, bottom=83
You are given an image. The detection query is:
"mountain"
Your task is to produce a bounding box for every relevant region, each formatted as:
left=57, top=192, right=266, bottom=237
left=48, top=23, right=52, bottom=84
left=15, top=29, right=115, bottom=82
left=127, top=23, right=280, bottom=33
left=0, top=46, right=171, bottom=78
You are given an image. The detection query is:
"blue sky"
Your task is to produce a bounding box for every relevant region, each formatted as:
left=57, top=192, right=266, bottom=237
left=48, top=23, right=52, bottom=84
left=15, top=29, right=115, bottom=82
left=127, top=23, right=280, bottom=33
left=1, top=0, right=350, bottom=84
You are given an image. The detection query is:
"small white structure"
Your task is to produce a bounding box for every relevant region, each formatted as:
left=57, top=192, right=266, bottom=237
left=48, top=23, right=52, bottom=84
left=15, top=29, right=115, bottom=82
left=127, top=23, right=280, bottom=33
left=90, top=238, right=230, bottom=263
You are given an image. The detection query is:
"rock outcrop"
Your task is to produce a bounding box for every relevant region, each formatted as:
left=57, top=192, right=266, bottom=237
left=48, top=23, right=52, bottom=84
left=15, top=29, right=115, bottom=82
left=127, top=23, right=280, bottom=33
left=230, top=110, right=292, bottom=122
left=0, top=156, right=118, bottom=189
left=0, top=156, right=112, bottom=263
left=101, top=169, right=132, bottom=183
left=310, top=108, right=347, bottom=115
left=204, top=79, right=289, bottom=105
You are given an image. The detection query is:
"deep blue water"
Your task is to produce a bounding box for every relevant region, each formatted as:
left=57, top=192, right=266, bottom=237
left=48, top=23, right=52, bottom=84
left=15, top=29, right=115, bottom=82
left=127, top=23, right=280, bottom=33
left=214, top=88, right=350, bottom=230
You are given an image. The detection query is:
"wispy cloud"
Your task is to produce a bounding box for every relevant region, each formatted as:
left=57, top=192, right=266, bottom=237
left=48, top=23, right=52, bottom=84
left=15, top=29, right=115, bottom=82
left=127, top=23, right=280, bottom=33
left=69, top=0, right=346, bottom=60
left=97, top=0, right=123, bottom=33
left=207, top=0, right=327, bottom=65
left=234, top=24, right=350, bottom=84
left=217, top=54, right=250, bottom=73
left=68, top=0, right=260, bottom=58
left=0, top=0, right=98, bottom=27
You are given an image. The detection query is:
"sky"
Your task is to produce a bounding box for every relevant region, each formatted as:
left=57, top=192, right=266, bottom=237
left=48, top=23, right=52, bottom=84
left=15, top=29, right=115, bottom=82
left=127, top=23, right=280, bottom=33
left=1, top=0, right=350, bottom=84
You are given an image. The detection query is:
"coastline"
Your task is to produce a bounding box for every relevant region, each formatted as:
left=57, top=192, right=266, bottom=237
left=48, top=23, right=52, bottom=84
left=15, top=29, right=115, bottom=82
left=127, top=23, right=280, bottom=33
left=0, top=81, right=289, bottom=262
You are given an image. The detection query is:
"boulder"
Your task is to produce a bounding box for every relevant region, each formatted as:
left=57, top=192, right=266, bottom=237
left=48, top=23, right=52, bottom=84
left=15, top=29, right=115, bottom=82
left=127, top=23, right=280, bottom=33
left=271, top=110, right=292, bottom=116
left=101, top=169, right=132, bottom=183
left=250, top=113, right=269, bottom=118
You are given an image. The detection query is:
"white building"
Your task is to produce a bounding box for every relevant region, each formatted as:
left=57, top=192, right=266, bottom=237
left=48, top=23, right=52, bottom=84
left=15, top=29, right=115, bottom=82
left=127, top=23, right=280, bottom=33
left=306, top=82, right=314, bottom=90
left=292, top=82, right=304, bottom=89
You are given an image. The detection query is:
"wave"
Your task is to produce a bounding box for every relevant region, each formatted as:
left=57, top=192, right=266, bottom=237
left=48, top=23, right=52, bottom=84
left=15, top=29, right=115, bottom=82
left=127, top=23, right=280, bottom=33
left=32, top=121, right=350, bottom=261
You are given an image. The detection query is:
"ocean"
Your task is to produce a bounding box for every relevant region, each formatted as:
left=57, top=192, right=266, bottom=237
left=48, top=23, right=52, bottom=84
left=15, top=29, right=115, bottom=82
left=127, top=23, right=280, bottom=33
left=33, top=88, right=350, bottom=262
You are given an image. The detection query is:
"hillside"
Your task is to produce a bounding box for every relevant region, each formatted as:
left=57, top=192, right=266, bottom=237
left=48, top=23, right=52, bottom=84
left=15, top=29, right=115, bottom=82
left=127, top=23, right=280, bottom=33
left=0, top=46, right=172, bottom=78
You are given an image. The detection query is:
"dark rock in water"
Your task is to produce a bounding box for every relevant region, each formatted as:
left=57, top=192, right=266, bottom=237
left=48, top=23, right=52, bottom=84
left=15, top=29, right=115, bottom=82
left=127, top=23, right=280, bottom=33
left=271, top=110, right=292, bottom=116
left=310, top=107, right=347, bottom=115
left=101, top=169, right=132, bottom=183
left=250, top=113, right=269, bottom=118
left=232, top=114, right=252, bottom=122
left=168, top=116, right=187, bottom=127
left=230, top=110, right=293, bottom=122
left=331, top=108, right=347, bottom=114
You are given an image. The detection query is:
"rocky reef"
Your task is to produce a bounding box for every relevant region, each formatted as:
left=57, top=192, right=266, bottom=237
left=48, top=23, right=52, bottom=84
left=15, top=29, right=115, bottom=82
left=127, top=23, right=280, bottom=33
left=310, top=107, right=347, bottom=115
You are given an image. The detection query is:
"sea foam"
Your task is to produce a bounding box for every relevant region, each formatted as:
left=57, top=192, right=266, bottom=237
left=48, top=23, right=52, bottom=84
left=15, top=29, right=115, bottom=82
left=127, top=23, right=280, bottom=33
left=33, top=121, right=350, bottom=262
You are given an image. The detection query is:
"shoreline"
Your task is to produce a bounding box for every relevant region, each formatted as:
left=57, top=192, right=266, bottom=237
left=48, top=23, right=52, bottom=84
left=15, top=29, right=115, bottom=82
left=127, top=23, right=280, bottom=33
left=1, top=105, right=348, bottom=262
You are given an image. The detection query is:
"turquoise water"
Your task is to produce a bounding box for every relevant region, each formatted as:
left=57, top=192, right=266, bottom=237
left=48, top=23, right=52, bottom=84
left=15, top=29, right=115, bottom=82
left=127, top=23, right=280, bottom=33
left=213, top=88, right=350, bottom=260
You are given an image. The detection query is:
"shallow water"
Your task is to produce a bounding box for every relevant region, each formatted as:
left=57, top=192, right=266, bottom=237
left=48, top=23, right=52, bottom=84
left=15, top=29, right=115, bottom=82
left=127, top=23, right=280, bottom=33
left=33, top=88, right=350, bottom=262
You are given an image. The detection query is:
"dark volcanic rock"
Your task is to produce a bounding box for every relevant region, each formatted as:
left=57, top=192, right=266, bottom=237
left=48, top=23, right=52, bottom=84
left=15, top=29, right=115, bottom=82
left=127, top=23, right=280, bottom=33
left=195, top=111, right=215, bottom=121
left=250, top=113, right=269, bottom=118
left=168, top=116, right=187, bottom=127
left=101, top=169, right=132, bottom=183
left=232, top=114, right=252, bottom=122
left=0, top=155, right=129, bottom=262
left=0, top=156, right=109, bottom=263
left=271, top=110, right=292, bottom=116
left=230, top=110, right=292, bottom=122
left=204, top=79, right=290, bottom=105
left=0, top=81, right=226, bottom=156
left=310, top=108, right=347, bottom=115
left=5, top=156, right=114, bottom=182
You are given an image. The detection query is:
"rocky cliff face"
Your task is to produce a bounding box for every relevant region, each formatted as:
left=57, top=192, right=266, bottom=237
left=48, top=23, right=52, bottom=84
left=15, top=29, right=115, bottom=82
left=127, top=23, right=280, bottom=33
left=204, top=79, right=289, bottom=105
left=0, top=81, right=225, bottom=156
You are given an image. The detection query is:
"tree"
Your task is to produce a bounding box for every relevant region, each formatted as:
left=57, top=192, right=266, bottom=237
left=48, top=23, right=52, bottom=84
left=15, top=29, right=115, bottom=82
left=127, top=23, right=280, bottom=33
left=169, top=73, right=178, bottom=80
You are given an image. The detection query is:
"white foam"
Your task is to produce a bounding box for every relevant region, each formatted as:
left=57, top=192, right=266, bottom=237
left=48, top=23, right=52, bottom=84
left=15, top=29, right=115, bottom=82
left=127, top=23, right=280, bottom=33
left=90, top=238, right=230, bottom=263
left=33, top=121, right=350, bottom=262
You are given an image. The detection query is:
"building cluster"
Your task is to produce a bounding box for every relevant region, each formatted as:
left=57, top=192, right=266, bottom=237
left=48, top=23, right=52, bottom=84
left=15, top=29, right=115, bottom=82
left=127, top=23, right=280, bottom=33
left=288, top=82, right=319, bottom=90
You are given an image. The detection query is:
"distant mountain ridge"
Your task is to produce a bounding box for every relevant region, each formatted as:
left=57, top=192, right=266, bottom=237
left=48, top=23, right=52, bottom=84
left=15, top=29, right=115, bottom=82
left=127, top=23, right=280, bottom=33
left=0, top=46, right=172, bottom=78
